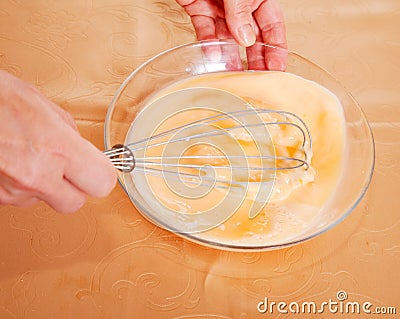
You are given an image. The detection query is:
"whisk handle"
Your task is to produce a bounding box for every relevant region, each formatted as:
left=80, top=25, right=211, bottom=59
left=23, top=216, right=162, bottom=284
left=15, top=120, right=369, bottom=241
left=103, top=144, right=135, bottom=173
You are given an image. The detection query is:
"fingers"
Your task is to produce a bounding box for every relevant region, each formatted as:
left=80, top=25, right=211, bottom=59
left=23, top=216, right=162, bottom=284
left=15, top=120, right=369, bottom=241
left=177, top=0, right=224, bottom=19
left=246, top=45, right=267, bottom=70
left=254, top=0, right=287, bottom=70
left=38, top=178, right=87, bottom=214
left=62, top=132, right=117, bottom=199
left=190, top=15, right=224, bottom=68
left=14, top=197, right=40, bottom=208
left=246, top=17, right=267, bottom=70
left=215, top=18, right=244, bottom=70
left=34, top=92, right=117, bottom=200
left=29, top=91, right=116, bottom=202
left=191, top=15, right=217, bottom=41
left=33, top=132, right=116, bottom=213
left=0, top=70, right=116, bottom=214
left=223, top=0, right=257, bottom=46
left=0, top=136, right=115, bottom=214
left=0, top=192, right=40, bottom=209
left=254, top=0, right=287, bottom=49
left=177, top=0, right=287, bottom=70
left=190, top=15, right=243, bottom=71
left=19, top=135, right=115, bottom=213
left=182, top=0, right=224, bottom=61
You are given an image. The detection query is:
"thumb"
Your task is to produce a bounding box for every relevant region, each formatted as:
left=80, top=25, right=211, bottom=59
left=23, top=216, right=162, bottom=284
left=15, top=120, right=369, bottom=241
left=223, top=0, right=257, bottom=47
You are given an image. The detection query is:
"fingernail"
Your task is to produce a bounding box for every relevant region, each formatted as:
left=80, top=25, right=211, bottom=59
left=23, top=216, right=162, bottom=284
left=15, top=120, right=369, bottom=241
left=267, top=59, right=286, bottom=71
left=238, top=24, right=256, bottom=47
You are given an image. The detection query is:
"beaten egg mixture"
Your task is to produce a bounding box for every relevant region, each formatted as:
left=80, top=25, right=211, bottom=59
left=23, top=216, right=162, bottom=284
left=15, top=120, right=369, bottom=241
left=125, top=71, right=345, bottom=246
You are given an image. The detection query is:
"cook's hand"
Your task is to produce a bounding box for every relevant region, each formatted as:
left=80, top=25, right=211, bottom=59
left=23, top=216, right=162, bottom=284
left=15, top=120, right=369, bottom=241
left=0, top=70, right=116, bottom=213
left=176, top=0, right=287, bottom=70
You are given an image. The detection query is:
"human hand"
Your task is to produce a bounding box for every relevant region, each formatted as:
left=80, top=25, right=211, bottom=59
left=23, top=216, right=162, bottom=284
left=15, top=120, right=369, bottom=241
left=0, top=70, right=116, bottom=213
left=176, top=0, right=287, bottom=70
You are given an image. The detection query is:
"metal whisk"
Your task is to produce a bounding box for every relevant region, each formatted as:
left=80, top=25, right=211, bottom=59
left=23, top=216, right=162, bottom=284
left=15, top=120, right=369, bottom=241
left=104, top=108, right=312, bottom=186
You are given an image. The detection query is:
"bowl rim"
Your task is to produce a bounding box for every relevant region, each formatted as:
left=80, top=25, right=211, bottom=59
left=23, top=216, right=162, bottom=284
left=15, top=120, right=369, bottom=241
left=104, top=39, right=375, bottom=251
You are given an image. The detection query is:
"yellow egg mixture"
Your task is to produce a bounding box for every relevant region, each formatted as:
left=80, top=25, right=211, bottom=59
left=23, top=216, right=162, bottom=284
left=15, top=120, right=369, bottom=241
left=125, top=71, right=346, bottom=246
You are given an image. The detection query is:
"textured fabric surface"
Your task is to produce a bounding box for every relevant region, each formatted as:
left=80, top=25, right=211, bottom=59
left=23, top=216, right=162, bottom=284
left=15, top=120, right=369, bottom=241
left=0, top=0, right=399, bottom=317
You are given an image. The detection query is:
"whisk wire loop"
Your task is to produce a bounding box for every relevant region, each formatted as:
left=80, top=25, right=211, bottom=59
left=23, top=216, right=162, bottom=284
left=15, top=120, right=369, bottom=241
left=104, top=109, right=312, bottom=182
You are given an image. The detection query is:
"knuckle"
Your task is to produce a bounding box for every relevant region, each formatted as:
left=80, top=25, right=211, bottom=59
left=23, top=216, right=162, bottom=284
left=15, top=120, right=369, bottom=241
left=230, top=0, right=252, bottom=16
left=17, top=168, right=42, bottom=192
left=261, top=20, right=285, bottom=33
left=225, top=1, right=255, bottom=34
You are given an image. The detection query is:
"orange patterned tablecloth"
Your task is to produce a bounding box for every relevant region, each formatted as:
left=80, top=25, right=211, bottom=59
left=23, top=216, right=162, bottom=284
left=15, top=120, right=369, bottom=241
left=0, top=1, right=399, bottom=318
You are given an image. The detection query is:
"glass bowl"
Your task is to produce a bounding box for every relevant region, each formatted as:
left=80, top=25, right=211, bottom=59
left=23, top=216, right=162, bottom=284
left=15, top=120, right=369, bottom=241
left=104, top=40, right=375, bottom=251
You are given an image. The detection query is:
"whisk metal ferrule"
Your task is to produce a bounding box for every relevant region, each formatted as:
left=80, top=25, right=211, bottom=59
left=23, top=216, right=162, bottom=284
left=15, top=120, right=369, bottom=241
left=104, top=144, right=135, bottom=173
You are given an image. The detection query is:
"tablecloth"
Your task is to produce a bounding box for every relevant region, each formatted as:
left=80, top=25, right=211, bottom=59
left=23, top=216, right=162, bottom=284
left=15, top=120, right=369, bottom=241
left=0, top=0, right=399, bottom=317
